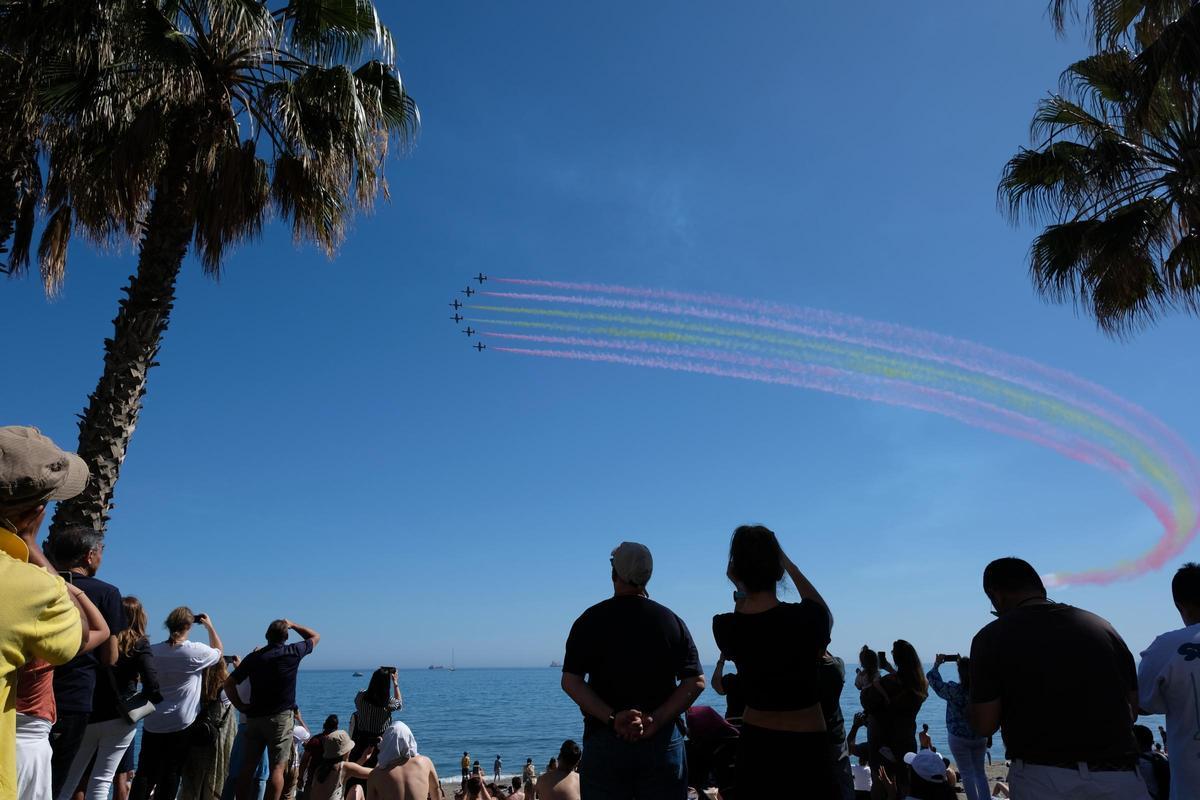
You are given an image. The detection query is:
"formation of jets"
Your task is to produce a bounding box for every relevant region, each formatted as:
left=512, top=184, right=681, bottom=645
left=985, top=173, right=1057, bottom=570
left=449, top=277, right=488, bottom=351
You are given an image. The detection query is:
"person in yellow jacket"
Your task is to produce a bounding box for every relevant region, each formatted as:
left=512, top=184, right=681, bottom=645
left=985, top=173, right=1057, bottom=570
left=1, top=426, right=100, bottom=800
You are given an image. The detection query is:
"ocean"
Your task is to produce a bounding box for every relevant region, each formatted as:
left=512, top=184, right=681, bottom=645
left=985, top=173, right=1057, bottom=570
left=292, top=667, right=1168, bottom=780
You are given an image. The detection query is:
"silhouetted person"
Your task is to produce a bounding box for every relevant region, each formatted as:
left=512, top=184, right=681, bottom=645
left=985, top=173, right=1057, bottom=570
left=561, top=542, right=704, bottom=799
left=712, top=525, right=835, bottom=800
left=967, top=557, right=1146, bottom=799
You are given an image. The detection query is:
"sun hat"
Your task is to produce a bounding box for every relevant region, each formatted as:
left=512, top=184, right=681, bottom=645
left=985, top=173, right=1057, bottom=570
left=323, top=730, right=354, bottom=759
left=611, top=541, right=653, bottom=586
left=0, top=427, right=89, bottom=508
left=904, top=750, right=946, bottom=783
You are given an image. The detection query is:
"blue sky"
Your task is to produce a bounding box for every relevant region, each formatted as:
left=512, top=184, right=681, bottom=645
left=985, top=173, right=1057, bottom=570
left=4, top=2, right=1195, bottom=668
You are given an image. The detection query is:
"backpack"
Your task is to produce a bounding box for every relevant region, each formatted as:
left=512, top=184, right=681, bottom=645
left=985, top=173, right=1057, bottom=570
left=188, top=698, right=229, bottom=746
left=1139, top=751, right=1170, bottom=799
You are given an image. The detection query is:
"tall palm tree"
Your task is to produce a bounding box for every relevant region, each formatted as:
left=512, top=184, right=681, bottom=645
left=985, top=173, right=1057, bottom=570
left=0, top=0, right=417, bottom=536
left=999, top=47, right=1200, bottom=335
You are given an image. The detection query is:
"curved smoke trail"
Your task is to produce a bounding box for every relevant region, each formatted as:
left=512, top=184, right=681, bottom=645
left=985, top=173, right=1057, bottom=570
left=458, top=278, right=1200, bottom=587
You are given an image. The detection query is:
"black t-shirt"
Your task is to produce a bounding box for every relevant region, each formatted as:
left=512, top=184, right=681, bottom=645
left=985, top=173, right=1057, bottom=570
left=562, top=595, right=701, bottom=733
left=969, top=602, right=1138, bottom=763
left=52, top=575, right=127, bottom=714
left=230, top=639, right=314, bottom=717
left=720, top=673, right=746, bottom=721
left=711, top=600, right=830, bottom=711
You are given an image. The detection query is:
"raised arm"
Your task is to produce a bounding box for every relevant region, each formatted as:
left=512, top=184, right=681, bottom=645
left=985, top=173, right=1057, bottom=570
left=199, top=615, right=223, bottom=654
left=781, top=551, right=832, bottom=627
left=711, top=656, right=728, bottom=695
left=926, top=658, right=948, bottom=699
left=288, top=619, right=320, bottom=648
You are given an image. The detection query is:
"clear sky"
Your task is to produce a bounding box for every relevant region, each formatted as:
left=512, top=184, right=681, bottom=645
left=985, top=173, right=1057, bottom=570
left=5, top=2, right=1195, bottom=669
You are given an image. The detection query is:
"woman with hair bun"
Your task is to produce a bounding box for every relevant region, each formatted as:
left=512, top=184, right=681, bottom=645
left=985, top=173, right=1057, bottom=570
left=712, top=524, right=835, bottom=799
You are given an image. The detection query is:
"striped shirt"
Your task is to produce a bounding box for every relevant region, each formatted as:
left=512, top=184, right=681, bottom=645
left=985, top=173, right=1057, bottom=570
left=353, top=691, right=403, bottom=736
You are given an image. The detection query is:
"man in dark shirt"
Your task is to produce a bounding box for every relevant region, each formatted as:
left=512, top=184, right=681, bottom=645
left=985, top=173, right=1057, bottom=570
left=560, top=541, right=705, bottom=800
left=967, top=557, right=1148, bottom=800
left=225, top=618, right=319, bottom=800
left=46, top=526, right=127, bottom=798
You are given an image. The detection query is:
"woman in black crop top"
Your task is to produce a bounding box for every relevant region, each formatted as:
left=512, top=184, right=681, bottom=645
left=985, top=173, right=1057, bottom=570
left=712, top=525, right=837, bottom=799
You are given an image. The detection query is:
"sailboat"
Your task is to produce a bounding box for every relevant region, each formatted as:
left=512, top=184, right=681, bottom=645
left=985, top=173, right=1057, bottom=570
left=448, top=649, right=456, bottom=672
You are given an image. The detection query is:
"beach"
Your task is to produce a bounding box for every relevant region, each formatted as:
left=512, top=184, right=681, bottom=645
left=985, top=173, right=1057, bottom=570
left=292, top=667, right=1163, bottom=788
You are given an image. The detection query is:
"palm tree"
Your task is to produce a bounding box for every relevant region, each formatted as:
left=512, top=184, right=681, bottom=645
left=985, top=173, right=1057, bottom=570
left=1047, top=0, right=1192, bottom=49
left=999, top=48, right=1200, bottom=334
left=0, top=0, right=417, bottom=536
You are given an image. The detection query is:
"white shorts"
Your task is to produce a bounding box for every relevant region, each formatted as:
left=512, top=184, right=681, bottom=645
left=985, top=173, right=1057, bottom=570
left=16, top=714, right=53, bottom=800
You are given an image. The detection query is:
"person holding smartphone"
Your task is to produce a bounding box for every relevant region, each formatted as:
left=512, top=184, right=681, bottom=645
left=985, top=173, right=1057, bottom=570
left=927, top=654, right=987, bottom=800
left=712, top=525, right=835, bottom=800
left=349, top=668, right=403, bottom=765
left=131, top=607, right=223, bottom=800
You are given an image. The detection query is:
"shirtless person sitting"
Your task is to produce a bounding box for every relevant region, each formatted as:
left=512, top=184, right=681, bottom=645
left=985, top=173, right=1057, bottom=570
left=533, top=741, right=580, bottom=800
left=365, top=722, right=441, bottom=800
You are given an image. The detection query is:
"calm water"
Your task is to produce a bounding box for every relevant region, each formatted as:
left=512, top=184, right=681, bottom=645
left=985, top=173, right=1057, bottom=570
left=291, top=665, right=1167, bottom=780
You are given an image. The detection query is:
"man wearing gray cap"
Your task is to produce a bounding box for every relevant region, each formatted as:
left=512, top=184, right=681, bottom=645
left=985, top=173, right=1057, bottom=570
left=560, top=542, right=705, bottom=800
left=0, top=426, right=97, bottom=800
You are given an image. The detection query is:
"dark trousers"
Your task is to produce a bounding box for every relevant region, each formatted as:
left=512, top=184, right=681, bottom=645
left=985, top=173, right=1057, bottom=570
left=130, top=729, right=192, bottom=800
left=50, top=712, right=90, bottom=798
left=580, top=723, right=688, bottom=800
left=735, top=724, right=839, bottom=799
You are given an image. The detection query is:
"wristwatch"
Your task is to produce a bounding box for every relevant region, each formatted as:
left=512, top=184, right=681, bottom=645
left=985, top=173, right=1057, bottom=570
left=606, top=712, right=617, bottom=729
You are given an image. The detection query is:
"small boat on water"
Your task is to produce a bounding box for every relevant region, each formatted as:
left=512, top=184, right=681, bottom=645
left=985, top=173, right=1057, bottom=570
left=428, top=665, right=444, bottom=670
left=352, top=671, right=364, bottom=677
left=549, top=660, right=561, bottom=668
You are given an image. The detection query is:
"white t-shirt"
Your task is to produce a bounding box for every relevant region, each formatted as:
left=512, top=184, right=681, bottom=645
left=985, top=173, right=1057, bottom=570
left=143, top=640, right=222, bottom=733
left=1137, top=622, right=1200, bottom=800
left=852, top=763, right=872, bottom=791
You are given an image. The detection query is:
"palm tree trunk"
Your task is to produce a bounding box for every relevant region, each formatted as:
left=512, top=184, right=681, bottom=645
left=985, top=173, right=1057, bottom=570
left=49, top=137, right=198, bottom=538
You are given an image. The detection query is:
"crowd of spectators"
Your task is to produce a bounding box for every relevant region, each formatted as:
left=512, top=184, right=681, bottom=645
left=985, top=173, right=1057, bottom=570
left=5, top=424, right=1199, bottom=800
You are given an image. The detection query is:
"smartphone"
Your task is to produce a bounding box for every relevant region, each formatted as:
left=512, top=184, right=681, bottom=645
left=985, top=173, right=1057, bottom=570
left=877, top=650, right=887, bottom=662
left=944, top=654, right=960, bottom=662
left=224, top=656, right=237, bottom=667
left=58, top=570, right=74, bottom=585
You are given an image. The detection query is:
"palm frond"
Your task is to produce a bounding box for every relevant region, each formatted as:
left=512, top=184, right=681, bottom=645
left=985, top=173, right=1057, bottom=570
left=192, top=138, right=270, bottom=274
left=37, top=205, right=73, bottom=295
left=282, top=0, right=394, bottom=65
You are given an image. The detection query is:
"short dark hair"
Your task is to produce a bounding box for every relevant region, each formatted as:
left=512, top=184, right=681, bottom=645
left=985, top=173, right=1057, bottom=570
left=266, top=619, right=289, bottom=644
left=46, top=526, right=103, bottom=569
left=982, top=557, right=1045, bottom=595
left=1172, top=562, right=1200, bottom=607
left=1133, top=724, right=1154, bottom=750
left=727, top=525, right=785, bottom=593
left=323, top=715, right=338, bottom=733
left=557, top=739, right=581, bottom=769
left=511, top=778, right=522, bottom=789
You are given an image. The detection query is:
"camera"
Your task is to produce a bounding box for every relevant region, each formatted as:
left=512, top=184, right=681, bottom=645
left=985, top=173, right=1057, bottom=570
left=193, top=613, right=207, bottom=624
